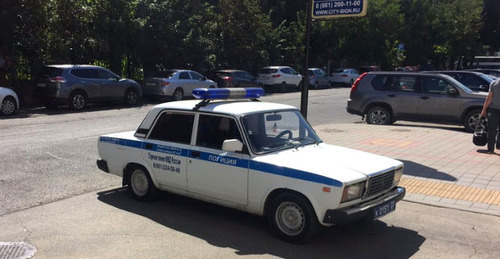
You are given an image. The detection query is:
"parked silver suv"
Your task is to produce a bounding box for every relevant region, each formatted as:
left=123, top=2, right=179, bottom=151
left=346, top=72, right=488, bottom=132
left=36, top=65, right=142, bottom=110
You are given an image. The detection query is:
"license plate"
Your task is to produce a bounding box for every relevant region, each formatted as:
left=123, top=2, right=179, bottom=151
left=373, top=200, right=396, bottom=219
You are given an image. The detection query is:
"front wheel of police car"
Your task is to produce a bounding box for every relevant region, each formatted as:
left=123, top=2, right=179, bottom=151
left=268, top=192, right=319, bottom=243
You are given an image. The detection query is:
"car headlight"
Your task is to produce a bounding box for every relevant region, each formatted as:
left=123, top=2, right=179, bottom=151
left=394, top=167, right=404, bottom=185
left=341, top=181, right=365, bottom=203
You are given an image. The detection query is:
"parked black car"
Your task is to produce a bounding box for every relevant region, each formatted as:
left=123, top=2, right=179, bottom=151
left=428, top=71, right=494, bottom=92
left=35, top=65, right=142, bottom=110
left=209, top=69, right=263, bottom=88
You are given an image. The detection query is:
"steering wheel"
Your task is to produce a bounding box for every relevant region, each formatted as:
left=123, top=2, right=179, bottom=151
left=276, top=130, right=292, bottom=139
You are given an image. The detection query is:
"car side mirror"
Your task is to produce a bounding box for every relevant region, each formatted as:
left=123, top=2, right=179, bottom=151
left=222, top=139, right=244, bottom=152
left=447, top=88, right=459, bottom=95
left=201, top=77, right=207, bottom=81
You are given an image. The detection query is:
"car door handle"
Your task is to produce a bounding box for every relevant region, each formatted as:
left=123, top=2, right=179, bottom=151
left=145, top=143, right=154, bottom=150
left=420, top=96, right=430, bottom=100
left=190, top=151, right=201, bottom=159
left=387, top=94, right=396, bottom=97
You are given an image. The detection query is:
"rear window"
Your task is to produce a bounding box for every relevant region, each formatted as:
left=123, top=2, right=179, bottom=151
left=215, top=72, right=231, bottom=77
left=259, top=68, right=278, bottom=74
left=71, top=69, right=99, bottom=79
left=154, top=70, right=176, bottom=78
left=39, top=67, right=63, bottom=78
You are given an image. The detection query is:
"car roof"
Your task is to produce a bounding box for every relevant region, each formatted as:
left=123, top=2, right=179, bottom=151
left=44, top=64, right=104, bottom=69
left=261, top=66, right=289, bottom=69
left=432, top=70, right=484, bottom=75
left=151, top=99, right=295, bottom=116
left=214, top=69, right=245, bottom=73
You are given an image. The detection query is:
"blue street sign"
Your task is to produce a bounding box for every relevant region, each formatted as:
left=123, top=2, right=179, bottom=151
left=312, top=0, right=368, bottom=19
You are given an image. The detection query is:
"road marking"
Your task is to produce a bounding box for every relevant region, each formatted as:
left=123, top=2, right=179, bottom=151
left=400, top=177, right=500, bottom=206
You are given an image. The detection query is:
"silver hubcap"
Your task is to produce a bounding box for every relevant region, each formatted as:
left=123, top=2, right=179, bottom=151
left=1, top=99, right=15, bottom=115
left=275, top=202, right=305, bottom=236
left=127, top=91, right=138, bottom=104
left=468, top=114, right=485, bottom=131
left=72, top=94, right=85, bottom=109
left=131, top=170, right=149, bottom=196
left=174, top=90, right=182, bottom=101
left=369, top=110, right=387, bottom=124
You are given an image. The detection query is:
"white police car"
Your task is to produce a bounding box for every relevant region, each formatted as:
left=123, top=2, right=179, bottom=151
left=97, top=88, right=405, bottom=243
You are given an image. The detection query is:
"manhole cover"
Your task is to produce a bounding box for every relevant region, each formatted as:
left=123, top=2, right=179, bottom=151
left=0, top=242, right=36, bottom=259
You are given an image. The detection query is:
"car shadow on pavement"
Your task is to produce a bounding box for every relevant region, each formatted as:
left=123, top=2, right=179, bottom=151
left=400, top=160, right=457, bottom=181
left=97, top=187, right=425, bottom=258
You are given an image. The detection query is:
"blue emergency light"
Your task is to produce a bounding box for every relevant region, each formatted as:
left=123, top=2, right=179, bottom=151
left=192, top=88, right=264, bottom=100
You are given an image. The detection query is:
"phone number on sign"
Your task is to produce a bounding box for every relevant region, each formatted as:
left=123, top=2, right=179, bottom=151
left=315, top=0, right=362, bottom=10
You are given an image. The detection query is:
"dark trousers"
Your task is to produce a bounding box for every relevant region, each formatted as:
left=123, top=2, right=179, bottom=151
left=486, top=108, right=500, bottom=152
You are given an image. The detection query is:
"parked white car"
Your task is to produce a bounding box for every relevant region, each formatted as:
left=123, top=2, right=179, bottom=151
left=0, top=86, right=19, bottom=115
left=330, top=68, right=360, bottom=86
left=258, top=66, right=303, bottom=92
left=97, top=87, right=405, bottom=243
left=143, top=69, right=217, bottom=101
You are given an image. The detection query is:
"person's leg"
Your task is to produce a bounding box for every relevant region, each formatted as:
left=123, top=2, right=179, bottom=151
left=486, top=109, right=499, bottom=152
left=495, top=109, right=500, bottom=149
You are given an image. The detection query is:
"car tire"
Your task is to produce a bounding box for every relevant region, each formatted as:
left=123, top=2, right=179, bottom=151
left=464, top=109, right=484, bottom=133
left=313, top=82, right=319, bottom=89
left=1, top=96, right=17, bottom=115
left=268, top=192, right=319, bottom=243
left=124, top=88, right=139, bottom=106
left=366, top=107, right=392, bottom=125
left=349, top=79, right=354, bottom=87
left=128, top=166, right=159, bottom=201
left=173, top=88, right=184, bottom=101
left=278, top=82, right=287, bottom=93
left=69, top=91, right=87, bottom=110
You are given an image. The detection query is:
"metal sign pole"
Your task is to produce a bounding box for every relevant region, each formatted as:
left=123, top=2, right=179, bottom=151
left=300, top=0, right=313, bottom=119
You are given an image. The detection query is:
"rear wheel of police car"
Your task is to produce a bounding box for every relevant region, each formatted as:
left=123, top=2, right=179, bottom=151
left=366, top=106, right=392, bottom=125
left=128, top=166, right=159, bottom=201
left=268, top=192, right=319, bottom=243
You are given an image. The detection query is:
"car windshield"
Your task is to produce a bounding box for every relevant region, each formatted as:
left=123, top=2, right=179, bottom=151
left=241, top=110, right=322, bottom=154
left=259, top=68, right=278, bottom=74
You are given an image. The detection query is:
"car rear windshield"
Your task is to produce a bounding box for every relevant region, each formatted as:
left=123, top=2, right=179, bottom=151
left=259, top=68, right=278, bottom=74
left=335, top=69, right=347, bottom=73
left=39, top=67, right=63, bottom=78
left=215, top=72, right=231, bottom=77
left=154, top=70, right=176, bottom=78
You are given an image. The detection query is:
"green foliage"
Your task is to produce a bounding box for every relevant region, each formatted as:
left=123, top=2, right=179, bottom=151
left=0, top=0, right=491, bottom=82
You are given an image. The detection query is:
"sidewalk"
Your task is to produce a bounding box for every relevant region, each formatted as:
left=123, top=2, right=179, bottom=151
left=316, top=121, right=500, bottom=216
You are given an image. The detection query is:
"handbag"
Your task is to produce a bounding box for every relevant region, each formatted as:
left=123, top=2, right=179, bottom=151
left=472, top=117, right=487, bottom=146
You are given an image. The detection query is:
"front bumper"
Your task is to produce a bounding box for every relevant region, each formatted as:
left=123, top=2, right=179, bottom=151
left=323, top=187, right=405, bottom=224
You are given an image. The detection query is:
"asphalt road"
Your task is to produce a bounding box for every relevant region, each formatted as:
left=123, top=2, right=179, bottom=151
left=1, top=87, right=499, bottom=258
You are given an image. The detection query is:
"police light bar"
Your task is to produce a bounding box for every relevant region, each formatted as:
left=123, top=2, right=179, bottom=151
left=192, top=88, right=264, bottom=100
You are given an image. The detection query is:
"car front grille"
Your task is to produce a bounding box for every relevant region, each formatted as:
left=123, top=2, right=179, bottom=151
left=364, top=170, right=395, bottom=198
